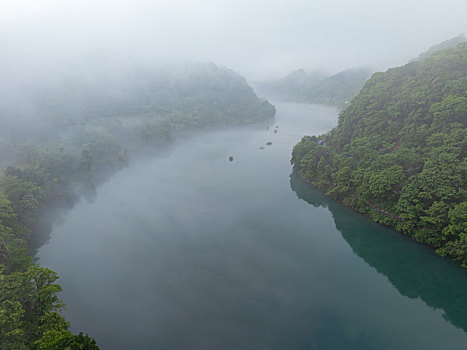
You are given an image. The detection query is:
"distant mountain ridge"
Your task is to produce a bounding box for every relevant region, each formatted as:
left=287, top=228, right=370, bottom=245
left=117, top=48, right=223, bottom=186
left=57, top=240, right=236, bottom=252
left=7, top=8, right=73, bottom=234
left=254, top=67, right=372, bottom=108
left=412, top=33, right=466, bottom=62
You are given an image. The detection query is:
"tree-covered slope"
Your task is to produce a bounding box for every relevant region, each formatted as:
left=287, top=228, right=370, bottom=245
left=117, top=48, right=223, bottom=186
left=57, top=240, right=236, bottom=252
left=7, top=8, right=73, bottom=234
left=291, top=43, right=467, bottom=267
left=0, top=63, right=276, bottom=167
left=33, top=62, right=275, bottom=128
left=0, top=174, right=100, bottom=349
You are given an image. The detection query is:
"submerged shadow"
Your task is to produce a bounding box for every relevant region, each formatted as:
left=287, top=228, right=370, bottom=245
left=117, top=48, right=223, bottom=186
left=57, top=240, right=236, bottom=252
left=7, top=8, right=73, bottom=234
left=290, top=170, right=467, bottom=332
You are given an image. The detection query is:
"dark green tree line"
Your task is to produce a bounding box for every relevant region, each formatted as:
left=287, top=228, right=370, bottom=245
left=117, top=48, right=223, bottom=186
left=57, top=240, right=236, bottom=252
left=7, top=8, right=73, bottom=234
left=292, top=43, right=467, bottom=267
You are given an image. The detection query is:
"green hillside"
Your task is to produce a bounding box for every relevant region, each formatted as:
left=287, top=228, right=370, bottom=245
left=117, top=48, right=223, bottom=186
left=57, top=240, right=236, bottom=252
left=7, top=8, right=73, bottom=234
left=291, top=43, right=467, bottom=267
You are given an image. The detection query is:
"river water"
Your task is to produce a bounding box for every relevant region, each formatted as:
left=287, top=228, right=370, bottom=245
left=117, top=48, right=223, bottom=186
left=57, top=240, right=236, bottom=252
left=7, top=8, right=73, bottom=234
left=36, top=102, right=467, bottom=349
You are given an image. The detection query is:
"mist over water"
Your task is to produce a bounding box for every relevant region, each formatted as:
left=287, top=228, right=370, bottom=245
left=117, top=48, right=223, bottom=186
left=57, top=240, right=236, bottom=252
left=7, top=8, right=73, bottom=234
left=36, top=103, right=467, bottom=350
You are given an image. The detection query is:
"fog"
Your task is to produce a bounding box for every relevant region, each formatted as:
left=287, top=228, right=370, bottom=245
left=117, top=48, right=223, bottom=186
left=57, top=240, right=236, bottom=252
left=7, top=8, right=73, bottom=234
left=2, top=0, right=467, bottom=81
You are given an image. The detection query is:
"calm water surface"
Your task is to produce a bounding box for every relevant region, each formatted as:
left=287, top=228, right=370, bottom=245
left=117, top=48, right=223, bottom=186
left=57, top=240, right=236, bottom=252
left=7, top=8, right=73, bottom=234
left=36, top=102, right=467, bottom=349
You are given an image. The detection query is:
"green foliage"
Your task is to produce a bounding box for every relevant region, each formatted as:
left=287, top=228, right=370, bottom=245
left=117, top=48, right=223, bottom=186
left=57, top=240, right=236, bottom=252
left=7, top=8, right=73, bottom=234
left=0, top=300, right=26, bottom=349
left=0, top=265, right=99, bottom=349
left=35, top=331, right=99, bottom=350
left=291, top=42, right=467, bottom=266
left=0, top=200, right=100, bottom=348
left=0, top=176, right=45, bottom=230
left=0, top=151, right=102, bottom=347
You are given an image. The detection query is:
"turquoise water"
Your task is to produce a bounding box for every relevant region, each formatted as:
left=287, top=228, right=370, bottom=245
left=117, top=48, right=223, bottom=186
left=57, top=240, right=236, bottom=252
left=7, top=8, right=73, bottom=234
left=36, top=102, right=467, bottom=349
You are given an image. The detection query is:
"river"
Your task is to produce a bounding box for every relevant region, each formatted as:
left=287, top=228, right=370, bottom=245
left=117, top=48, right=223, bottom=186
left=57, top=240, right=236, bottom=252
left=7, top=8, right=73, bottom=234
left=36, top=102, right=467, bottom=349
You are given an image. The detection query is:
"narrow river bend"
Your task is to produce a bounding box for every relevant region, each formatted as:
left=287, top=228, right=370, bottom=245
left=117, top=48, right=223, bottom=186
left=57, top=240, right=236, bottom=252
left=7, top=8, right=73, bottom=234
left=36, top=102, right=467, bottom=349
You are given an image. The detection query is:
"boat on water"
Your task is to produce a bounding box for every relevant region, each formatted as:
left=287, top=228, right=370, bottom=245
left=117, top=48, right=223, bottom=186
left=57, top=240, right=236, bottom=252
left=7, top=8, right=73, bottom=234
left=266, top=142, right=272, bottom=146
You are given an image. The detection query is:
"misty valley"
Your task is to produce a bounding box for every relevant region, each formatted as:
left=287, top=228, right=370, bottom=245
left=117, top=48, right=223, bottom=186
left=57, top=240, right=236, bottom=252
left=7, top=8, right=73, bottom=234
left=0, top=35, right=466, bottom=350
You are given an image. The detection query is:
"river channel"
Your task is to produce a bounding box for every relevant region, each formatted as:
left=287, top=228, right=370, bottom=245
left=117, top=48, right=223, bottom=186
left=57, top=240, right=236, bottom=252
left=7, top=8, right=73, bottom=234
left=36, top=102, right=467, bottom=349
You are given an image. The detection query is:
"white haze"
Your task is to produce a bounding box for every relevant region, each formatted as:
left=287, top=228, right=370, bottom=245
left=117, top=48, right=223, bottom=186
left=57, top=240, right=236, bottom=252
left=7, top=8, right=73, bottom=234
left=1, top=0, right=467, bottom=81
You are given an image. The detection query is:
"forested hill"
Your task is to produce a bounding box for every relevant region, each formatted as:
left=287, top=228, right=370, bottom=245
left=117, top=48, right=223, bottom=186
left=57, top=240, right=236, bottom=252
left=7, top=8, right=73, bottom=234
left=254, top=67, right=372, bottom=108
left=0, top=63, right=275, bottom=167
left=291, top=42, right=467, bottom=267
left=32, top=63, right=275, bottom=127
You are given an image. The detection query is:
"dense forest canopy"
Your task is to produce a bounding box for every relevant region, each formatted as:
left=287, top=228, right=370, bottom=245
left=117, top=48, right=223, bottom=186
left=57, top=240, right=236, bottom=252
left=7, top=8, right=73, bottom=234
left=291, top=42, right=467, bottom=267
left=254, top=67, right=372, bottom=108
left=0, top=63, right=275, bottom=349
left=0, top=63, right=275, bottom=167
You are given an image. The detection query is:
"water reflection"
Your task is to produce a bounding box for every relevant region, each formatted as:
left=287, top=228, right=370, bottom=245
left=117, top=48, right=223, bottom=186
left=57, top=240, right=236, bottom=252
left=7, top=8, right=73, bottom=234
left=30, top=169, right=107, bottom=256
left=289, top=171, right=467, bottom=332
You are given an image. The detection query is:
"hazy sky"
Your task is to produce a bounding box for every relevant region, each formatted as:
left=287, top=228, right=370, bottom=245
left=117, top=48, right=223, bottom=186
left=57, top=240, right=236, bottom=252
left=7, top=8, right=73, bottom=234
left=1, top=0, right=467, bottom=80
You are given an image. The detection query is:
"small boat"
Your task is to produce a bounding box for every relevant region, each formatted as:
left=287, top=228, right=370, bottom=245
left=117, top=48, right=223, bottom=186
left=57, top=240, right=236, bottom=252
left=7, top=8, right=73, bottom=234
left=266, top=142, right=272, bottom=146
left=229, top=156, right=234, bottom=161
left=259, top=146, right=265, bottom=150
